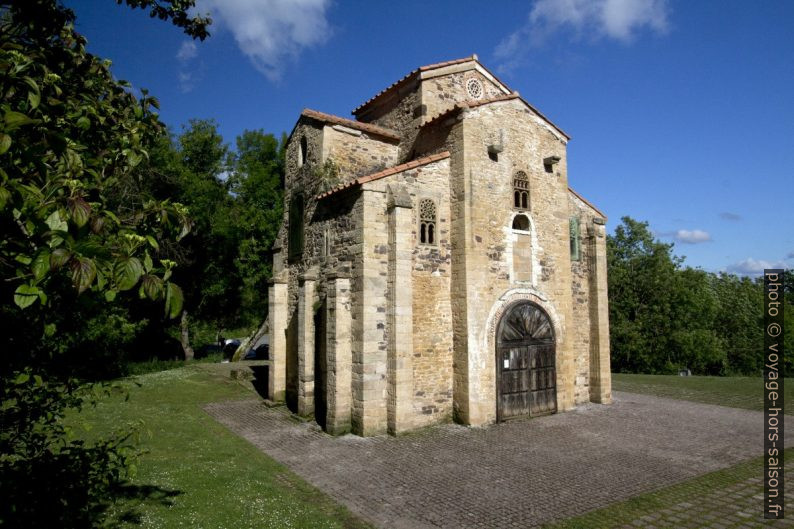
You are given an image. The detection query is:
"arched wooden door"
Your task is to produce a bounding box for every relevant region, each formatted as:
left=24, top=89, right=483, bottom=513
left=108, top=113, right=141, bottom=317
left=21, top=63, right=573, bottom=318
left=496, top=302, right=557, bottom=421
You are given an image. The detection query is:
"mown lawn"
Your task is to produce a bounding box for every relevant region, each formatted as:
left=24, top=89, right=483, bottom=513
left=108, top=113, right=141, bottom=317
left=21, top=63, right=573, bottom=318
left=612, top=373, right=794, bottom=413
left=73, top=364, right=372, bottom=529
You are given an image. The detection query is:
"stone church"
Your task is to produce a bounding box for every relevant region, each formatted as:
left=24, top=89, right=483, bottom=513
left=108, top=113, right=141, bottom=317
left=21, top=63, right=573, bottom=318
left=267, top=55, right=611, bottom=436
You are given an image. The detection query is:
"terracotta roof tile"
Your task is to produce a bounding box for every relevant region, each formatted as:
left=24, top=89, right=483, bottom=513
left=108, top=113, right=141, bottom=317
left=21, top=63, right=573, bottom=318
left=301, top=108, right=400, bottom=141
left=568, top=186, right=607, bottom=219
left=316, top=151, right=451, bottom=200
left=352, top=55, right=477, bottom=116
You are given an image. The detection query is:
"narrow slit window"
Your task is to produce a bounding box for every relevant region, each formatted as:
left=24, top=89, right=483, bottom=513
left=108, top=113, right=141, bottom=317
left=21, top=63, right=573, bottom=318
left=419, top=199, right=437, bottom=245
left=569, top=216, right=581, bottom=261
left=288, top=192, right=305, bottom=260
left=513, top=171, right=529, bottom=210
left=299, top=136, right=308, bottom=167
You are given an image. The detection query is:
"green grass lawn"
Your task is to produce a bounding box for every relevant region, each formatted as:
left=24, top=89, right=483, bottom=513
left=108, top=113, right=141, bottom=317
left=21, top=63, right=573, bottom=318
left=612, top=373, right=794, bottom=413
left=74, top=364, right=372, bottom=529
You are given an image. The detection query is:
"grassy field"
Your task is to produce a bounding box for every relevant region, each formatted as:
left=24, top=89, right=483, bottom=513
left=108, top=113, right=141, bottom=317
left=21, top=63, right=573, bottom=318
left=612, top=373, right=794, bottom=412
left=74, top=364, right=372, bottom=529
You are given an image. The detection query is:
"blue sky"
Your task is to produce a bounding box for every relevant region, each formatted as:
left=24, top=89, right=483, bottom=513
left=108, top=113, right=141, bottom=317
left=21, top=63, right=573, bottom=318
left=67, top=0, right=793, bottom=275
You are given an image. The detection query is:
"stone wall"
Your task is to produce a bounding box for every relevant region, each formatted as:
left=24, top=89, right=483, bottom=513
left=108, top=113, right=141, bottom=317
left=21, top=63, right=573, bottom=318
left=421, top=69, right=504, bottom=121
left=321, top=125, right=398, bottom=183
left=568, top=193, right=596, bottom=405
left=451, top=98, right=575, bottom=425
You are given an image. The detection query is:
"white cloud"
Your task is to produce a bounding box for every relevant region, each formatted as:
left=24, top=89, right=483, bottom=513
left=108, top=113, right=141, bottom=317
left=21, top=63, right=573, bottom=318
left=727, top=258, right=788, bottom=277
left=495, top=0, right=670, bottom=68
left=177, top=41, right=198, bottom=61
left=197, top=0, right=331, bottom=81
left=674, top=229, right=711, bottom=244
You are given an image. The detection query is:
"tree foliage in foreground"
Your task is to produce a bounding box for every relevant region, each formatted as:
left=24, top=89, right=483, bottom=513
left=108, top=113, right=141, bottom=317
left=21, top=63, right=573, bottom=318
left=0, top=0, right=210, bottom=526
left=608, top=217, right=791, bottom=376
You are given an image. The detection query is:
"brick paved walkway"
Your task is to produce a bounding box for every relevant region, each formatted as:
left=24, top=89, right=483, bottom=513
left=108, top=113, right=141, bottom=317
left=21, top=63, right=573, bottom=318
left=204, top=392, right=793, bottom=528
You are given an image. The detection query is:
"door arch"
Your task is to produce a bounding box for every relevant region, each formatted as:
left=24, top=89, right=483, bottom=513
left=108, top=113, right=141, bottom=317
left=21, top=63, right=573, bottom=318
left=496, top=301, right=557, bottom=421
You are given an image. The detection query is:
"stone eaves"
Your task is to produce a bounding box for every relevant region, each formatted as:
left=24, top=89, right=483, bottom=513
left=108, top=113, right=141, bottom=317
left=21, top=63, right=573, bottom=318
left=316, top=151, right=451, bottom=200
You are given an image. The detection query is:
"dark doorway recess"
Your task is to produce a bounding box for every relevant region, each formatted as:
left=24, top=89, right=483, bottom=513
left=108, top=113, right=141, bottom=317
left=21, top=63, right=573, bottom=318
left=496, top=301, right=557, bottom=421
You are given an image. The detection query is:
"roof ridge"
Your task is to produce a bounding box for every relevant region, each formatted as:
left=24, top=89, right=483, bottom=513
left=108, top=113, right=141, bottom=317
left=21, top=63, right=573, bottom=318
left=301, top=108, right=400, bottom=141
left=352, top=55, right=478, bottom=116
left=317, top=151, right=451, bottom=200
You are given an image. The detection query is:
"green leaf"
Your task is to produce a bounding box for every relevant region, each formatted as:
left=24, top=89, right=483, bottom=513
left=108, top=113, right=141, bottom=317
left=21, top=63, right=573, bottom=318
left=116, top=257, right=143, bottom=291
left=4, top=110, right=40, bottom=131
left=141, top=274, right=163, bottom=300
left=32, top=250, right=51, bottom=280
left=44, top=323, right=56, bottom=337
left=68, top=197, right=91, bottom=227
left=145, top=234, right=159, bottom=250
left=14, top=373, right=30, bottom=384
left=45, top=210, right=68, bottom=232
left=105, top=290, right=117, bottom=302
left=76, top=116, right=90, bottom=130
left=14, top=284, right=40, bottom=309
left=0, top=186, right=10, bottom=209
left=28, top=90, right=41, bottom=109
left=143, top=252, right=153, bottom=273
left=164, top=282, right=183, bottom=319
left=0, top=133, right=11, bottom=154
left=50, top=248, right=71, bottom=269
left=70, top=257, right=96, bottom=294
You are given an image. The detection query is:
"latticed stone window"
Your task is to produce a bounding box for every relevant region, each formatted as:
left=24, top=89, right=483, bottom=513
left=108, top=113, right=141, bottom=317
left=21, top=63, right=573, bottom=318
left=513, top=171, right=529, bottom=209
left=419, top=199, right=437, bottom=245
left=466, top=78, right=484, bottom=100
left=569, top=216, right=581, bottom=261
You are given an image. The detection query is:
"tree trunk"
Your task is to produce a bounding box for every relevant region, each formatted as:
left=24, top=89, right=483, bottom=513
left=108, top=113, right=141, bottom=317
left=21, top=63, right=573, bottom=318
left=180, top=310, right=195, bottom=361
left=232, top=315, right=269, bottom=362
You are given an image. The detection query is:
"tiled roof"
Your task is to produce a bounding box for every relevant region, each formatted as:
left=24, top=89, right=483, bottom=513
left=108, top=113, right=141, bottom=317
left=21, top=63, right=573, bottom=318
left=422, top=93, right=570, bottom=141
left=568, top=186, right=607, bottom=219
left=316, top=151, right=451, bottom=200
left=300, top=108, right=400, bottom=141
left=352, top=55, right=478, bottom=116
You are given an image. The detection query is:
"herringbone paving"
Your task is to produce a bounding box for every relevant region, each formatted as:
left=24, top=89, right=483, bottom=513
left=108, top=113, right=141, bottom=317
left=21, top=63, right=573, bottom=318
left=204, top=392, right=793, bottom=528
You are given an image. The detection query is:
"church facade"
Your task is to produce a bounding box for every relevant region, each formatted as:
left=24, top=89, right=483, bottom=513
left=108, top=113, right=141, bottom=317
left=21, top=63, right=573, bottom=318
left=267, top=55, right=611, bottom=436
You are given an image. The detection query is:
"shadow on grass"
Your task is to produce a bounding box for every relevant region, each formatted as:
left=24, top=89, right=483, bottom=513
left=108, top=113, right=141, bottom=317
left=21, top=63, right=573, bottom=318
left=112, top=483, right=183, bottom=525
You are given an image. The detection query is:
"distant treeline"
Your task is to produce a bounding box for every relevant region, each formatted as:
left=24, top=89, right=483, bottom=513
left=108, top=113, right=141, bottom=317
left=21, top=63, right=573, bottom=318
left=607, top=217, right=792, bottom=376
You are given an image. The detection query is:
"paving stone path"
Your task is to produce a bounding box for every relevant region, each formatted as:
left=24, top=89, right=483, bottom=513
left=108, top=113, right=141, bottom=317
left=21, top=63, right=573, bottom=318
left=204, top=392, right=794, bottom=528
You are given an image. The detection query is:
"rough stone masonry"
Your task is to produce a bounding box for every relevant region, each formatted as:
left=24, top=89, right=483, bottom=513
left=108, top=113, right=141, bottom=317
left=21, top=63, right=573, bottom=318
left=267, top=54, right=612, bottom=436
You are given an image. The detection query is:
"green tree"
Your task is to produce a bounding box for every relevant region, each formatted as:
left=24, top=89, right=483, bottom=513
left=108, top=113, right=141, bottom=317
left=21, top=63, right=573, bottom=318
left=0, top=0, right=210, bottom=525
left=607, top=217, right=680, bottom=372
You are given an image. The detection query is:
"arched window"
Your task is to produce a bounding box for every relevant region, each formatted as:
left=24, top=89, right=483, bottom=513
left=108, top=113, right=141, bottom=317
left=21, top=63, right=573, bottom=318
left=512, top=214, right=530, bottom=231
left=513, top=171, right=529, bottom=210
left=419, top=199, right=437, bottom=245
left=298, top=136, right=308, bottom=167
